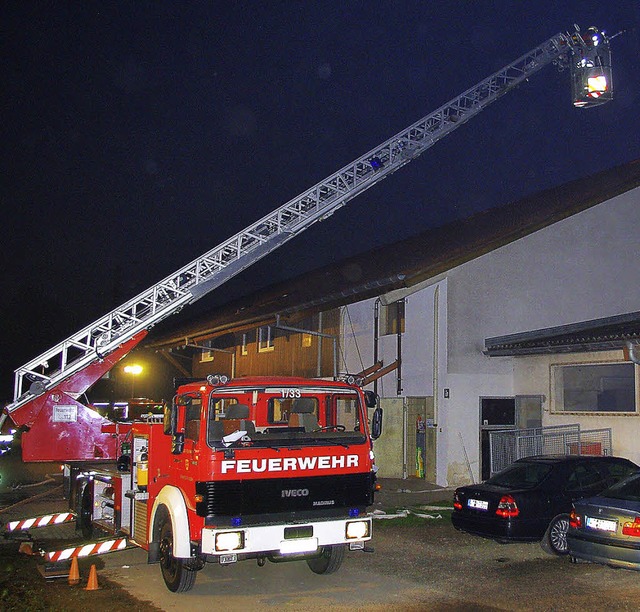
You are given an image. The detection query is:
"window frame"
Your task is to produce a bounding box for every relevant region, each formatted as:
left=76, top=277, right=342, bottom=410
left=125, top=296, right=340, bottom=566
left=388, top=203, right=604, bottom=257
left=258, top=325, right=275, bottom=353
left=550, top=358, right=639, bottom=416
left=199, top=339, right=214, bottom=363
left=379, top=300, right=405, bottom=336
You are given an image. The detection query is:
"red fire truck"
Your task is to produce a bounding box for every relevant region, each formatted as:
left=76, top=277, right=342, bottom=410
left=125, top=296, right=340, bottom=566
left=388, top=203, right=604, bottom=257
left=69, top=375, right=381, bottom=591
left=3, top=25, right=612, bottom=592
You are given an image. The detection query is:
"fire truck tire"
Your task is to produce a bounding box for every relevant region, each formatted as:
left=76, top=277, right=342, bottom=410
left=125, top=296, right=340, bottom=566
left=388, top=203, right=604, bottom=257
left=306, top=544, right=345, bottom=574
left=159, top=520, right=197, bottom=592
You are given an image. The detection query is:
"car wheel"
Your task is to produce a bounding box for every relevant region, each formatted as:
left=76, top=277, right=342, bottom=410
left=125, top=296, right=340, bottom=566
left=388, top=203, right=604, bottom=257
left=306, top=544, right=345, bottom=574
left=159, top=520, right=197, bottom=592
left=541, top=514, right=570, bottom=556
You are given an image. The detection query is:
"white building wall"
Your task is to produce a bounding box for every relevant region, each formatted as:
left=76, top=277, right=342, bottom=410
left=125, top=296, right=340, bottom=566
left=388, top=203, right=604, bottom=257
left=448, top=188, right=640, bottom=374
left=445, top=186, right=640, bottom=481
left=341, top=283, right=449, bottom=481
left=341, top=186, right=640, bottom=486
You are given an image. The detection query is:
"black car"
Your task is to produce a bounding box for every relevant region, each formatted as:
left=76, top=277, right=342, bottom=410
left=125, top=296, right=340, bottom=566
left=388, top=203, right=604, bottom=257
left=451, top=455, right=639, bottom=555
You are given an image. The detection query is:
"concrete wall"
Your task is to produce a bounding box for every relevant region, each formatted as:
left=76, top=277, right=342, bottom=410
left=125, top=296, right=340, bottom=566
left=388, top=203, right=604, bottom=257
left=447, top=188, right=640, bottom=374
left=343, top=186, right=640, bottom=486
left=341, top=283, right=448, bottom=481
left=444, top=186, right=640, bottom=482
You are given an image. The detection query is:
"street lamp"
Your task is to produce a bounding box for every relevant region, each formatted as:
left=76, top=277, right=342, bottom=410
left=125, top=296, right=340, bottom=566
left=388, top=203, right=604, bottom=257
left=123, top=364, right=143, bottom=397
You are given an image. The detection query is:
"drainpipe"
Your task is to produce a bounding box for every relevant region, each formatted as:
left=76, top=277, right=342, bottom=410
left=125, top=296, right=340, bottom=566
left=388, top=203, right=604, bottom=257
left=373, top=299, right=380, bottom=396
left=627, top=341, right=640, bottom=365
left=433, top=285, right=439, bottom=426
left=396, top=299, right=403, bottom=396
left=403, top=398, right=408, bottom=479
left=317, top=311, right=323, bottom=377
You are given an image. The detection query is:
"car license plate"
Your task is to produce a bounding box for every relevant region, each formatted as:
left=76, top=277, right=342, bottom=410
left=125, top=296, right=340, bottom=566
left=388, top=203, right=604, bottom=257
left=585, top=516, right=617, bottom=532
left=467, top=498, right=489, bottom=511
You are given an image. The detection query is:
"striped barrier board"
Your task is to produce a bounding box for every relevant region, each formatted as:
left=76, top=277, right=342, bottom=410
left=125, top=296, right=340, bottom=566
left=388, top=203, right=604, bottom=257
left=45, top=538, right=129, bottom=562
left=6, top=512, right=76, bottom=532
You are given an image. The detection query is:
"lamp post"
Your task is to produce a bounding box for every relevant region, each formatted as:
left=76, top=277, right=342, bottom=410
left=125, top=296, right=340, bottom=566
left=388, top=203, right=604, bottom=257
left=123, top=364, right=143, bottom=398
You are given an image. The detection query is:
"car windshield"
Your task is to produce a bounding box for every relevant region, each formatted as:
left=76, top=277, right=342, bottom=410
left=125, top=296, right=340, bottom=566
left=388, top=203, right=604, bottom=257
left=486, top=461, right=553, bottom=488
left=600, top=472, right=640, bottom=502
left=205, top=386, right=368, bottom=449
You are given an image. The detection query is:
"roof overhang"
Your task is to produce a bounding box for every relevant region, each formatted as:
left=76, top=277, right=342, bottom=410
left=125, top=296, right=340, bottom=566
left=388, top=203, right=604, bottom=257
left=484, top=311, right=640, bottom=357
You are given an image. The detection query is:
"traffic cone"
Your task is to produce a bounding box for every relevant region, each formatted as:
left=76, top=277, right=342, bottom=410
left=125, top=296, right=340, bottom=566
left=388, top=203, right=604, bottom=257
left=85, top=564, right=99, bottom=591
left=68, top=556, right=80, bottom=586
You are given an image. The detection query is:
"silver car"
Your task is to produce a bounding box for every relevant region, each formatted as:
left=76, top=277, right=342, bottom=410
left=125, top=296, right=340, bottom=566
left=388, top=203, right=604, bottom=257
left=567, top=471, right=640, bottom=570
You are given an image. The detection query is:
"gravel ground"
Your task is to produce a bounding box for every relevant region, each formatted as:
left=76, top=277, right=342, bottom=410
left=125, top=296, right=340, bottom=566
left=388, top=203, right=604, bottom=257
left=2, top=477, right=640, bottom=611
left=364, top=516, right=640, bottom=611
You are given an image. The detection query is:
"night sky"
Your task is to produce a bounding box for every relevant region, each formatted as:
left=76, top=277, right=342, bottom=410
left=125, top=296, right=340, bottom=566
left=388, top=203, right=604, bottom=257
left=2, top=1, right=639, bottom=401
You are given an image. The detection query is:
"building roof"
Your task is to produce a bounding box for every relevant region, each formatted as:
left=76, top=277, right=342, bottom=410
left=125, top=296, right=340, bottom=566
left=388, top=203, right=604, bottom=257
left=485, top=311, right=640, bottom=357
left=148, top=159, right=640, bottom=349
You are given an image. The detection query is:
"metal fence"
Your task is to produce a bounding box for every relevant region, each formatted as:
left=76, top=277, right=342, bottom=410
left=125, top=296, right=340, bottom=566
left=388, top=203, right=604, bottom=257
left=489, top=424, right=612, bottom=476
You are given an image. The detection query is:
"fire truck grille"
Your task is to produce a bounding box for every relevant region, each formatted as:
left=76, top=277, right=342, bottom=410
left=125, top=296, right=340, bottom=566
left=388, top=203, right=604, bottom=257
left=195, top=472, right=374, bottom=518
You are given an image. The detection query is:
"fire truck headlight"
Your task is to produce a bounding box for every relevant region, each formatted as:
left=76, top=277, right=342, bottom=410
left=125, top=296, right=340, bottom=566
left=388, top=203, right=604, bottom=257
left=215, top=531, right=245, bottom=552
left=346, top=520, right=370, bottom=540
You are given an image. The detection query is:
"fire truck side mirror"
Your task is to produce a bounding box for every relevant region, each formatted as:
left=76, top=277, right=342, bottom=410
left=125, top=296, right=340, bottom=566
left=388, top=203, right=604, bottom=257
left=363, top=390, right=378, bottom=408
left=172, top=432, right=185, bottom=455
left=163, top=405, right=173, bottom=435
left=370, top=407, right=383, bottom=440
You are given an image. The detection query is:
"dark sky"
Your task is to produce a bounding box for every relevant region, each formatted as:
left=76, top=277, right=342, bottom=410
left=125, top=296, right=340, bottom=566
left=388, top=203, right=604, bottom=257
left=1, top=1, right=639, bottom=399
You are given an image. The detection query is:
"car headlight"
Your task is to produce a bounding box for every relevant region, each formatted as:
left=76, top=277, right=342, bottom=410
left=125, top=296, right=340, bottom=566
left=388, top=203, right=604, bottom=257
left=346, top=520, right=370, bottom=539
left=215, top=531, right=245, bottom=551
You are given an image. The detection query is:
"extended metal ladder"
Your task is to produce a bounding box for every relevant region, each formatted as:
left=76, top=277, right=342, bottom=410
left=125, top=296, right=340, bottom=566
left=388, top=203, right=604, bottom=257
left=5, top=29, right=595, bottom=419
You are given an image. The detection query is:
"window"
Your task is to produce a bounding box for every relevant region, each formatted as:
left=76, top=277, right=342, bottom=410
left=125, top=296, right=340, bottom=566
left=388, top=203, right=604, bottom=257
left=551, top=361, right=638, bottom=414
left=565, top=463, right=607, bottom=493
left=301, top=333, right=312, bottom=348
left=380, top=300, right=405, bottom=336
left=209, top=397, right=238, bottom=420
left=481, top=397, right=515, bottom=426
left=598, top=460, right=638, bottom=489
left=605, top=472, right=640, bottom=502
left=200, top=339, right=214, bottom=363
left=487, top=462, right=552, bottom=489
left=267, top=397, right=319, bottom=425
left=258, top=326, right=274, bottom=352
left=241, top=333, right=248, bottom=356
left=184, top=397, right=203, bottom=441
left=335, top=395, right=360, bottom=432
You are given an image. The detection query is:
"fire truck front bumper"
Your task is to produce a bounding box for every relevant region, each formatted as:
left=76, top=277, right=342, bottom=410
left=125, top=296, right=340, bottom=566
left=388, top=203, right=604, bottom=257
left=201, top=516, right=372, bottom=562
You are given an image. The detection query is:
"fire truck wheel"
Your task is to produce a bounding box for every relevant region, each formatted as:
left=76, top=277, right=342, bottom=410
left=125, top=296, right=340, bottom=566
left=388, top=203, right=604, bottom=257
left=306, top=544, right=345, bottom=574
left=159, top=520, right=197, bottom=592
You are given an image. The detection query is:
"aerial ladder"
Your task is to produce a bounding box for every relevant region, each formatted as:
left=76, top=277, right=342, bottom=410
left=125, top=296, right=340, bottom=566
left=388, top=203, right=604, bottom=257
left=2, top=25, right=615, bottom=461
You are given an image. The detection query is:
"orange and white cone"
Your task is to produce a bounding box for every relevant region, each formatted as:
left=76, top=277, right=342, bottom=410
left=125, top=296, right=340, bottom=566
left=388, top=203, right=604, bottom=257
left=85, top=564, right=99, bottom=591
left=68, top=556, right=80, bottom=586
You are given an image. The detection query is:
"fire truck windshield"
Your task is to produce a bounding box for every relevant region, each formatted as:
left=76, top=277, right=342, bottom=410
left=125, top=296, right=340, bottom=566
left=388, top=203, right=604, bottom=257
left=206, top=387, right=368, bottom=448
